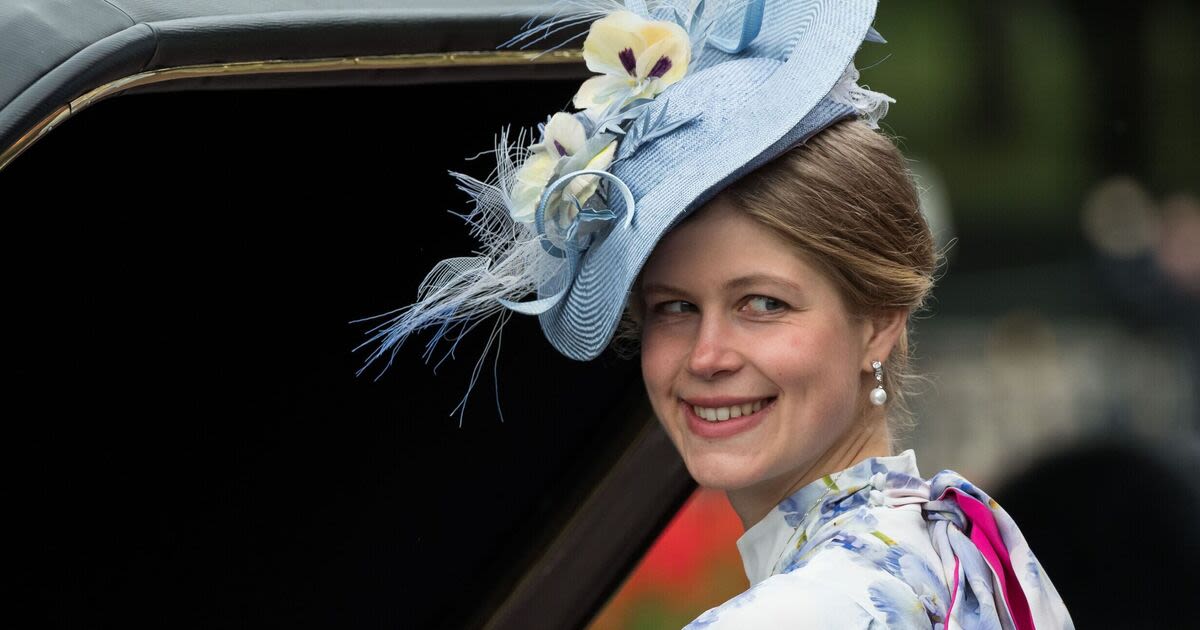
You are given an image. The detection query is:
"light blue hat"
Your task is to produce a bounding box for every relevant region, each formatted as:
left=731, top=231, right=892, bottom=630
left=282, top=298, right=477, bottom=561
left=356, top=0, right=892, bottom=381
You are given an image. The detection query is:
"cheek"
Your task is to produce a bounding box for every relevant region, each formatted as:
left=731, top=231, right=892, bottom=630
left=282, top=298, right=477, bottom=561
left=640, top=326, right=697, bottom=425
left=640, top=346, right=681, bottom=442
left=639, top=329, right=676, bottom=397
left=770, top=323, right=860, bottom=386
left=792, top=316, right=859, bottom=355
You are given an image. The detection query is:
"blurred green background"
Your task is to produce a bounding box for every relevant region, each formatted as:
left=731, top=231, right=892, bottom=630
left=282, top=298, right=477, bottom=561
left=868, top=0, right=1195, bottom=248
left=862, top=0, right=1198, bottom=482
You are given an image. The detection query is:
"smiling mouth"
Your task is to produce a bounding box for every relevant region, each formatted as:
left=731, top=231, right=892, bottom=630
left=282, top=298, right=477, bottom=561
left=687, top=397, right=776, bottom=422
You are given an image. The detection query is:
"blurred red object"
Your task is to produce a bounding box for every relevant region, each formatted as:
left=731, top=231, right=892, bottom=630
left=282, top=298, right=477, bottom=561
left=588, top=487, right=748, bottom=629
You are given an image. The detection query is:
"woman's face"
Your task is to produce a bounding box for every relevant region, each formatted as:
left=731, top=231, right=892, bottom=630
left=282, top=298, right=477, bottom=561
left=639, top=196, right=879, bottom=494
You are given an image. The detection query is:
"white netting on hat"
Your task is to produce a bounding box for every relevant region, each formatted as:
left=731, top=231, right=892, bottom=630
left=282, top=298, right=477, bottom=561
left=353, top=126, right=566, bottom=401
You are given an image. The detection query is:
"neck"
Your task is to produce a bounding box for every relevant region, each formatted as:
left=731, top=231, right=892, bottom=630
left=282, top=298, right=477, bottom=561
left=726, top=411, right=892, bottom=531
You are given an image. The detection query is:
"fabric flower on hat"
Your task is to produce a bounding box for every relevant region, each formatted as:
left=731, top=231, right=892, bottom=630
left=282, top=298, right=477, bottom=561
left=542, top=130, right=620, bottom=229
left=509, top=112, right=585, bottom=223
left=509, top=150, right=558, bottom=224
left=573, top=10, right=692, bottom=111
left=509, top=112, right=618, bottom=224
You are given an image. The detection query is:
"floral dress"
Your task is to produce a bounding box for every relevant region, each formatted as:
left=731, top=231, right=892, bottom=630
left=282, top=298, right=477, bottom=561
left=685, top=451, right=1074, bottom=629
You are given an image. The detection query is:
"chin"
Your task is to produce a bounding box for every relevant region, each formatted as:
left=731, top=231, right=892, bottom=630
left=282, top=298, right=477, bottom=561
left=683, top=453, right=765, bottom=491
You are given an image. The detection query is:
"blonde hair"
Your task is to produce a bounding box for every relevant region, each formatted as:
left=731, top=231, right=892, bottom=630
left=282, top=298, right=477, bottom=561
left=619, top=118, right=938, bottom=430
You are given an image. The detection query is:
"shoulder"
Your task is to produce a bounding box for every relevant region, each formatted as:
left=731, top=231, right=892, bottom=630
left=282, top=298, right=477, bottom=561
left=758, top=505, right=947, bottom=629
left=684, top=564, right=933, bottom=629
left=683, top=571, right=876, bottom=629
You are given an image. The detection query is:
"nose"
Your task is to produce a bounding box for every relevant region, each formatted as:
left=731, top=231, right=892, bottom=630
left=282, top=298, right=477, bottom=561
left=686, top=311, right=743, bottom=380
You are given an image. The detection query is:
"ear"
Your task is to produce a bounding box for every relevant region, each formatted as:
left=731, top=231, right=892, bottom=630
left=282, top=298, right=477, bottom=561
left=859, top=308, right=908, bottom=371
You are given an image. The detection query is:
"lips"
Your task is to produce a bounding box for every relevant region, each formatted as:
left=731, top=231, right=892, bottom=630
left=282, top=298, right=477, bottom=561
left=681, top=397, right=775, bottom=439
left=689, top=398, right=770, bottom=421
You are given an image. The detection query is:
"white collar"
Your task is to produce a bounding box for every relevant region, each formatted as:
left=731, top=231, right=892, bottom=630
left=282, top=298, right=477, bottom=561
left=735, top=450, right=922, bottom=585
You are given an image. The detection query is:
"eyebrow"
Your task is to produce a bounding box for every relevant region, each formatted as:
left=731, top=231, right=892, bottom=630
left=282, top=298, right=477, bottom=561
left=641, top=273, right=806, bottom=296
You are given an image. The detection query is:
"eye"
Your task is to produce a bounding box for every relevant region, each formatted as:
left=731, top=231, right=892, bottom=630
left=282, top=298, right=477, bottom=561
left=743, top=295, right=787, bottom=313
left=653, top=300, right=696, bottom=315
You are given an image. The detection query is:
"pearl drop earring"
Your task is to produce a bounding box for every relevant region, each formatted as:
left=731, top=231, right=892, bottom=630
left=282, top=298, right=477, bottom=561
left=870, top=360, right=887, bottom=406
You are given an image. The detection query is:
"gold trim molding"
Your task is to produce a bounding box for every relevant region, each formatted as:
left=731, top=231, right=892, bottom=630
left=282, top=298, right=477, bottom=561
left=0, top=49, right=583, bottom=172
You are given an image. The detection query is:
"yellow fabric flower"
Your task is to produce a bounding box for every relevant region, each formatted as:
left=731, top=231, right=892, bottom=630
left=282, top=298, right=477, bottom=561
left=563, top=140, right=618, bottom=208
left=510, top=113, right=615, bottom=224
left=536, top=112, right=587, bottom=158
left=510, top=151, right=558, bottom=224
left=573, top=10, right=691, bottom=110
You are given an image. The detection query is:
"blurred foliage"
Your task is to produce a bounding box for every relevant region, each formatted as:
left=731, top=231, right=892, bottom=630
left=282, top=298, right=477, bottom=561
left=859, top=1, right=1196, bottom=247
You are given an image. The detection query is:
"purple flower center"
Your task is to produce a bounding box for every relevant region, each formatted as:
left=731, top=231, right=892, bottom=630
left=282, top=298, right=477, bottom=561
left=618, top=48, right=637, bottom=76
left=647, top=55, right=673, bottom=79
left=554, top=140, right=569, bottom=156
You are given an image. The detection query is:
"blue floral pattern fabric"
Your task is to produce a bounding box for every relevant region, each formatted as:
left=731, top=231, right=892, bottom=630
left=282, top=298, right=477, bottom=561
left=684, top=451, right=1074, bottom=629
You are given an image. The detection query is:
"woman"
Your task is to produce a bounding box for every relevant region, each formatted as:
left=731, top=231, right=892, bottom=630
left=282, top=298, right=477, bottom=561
left=636, top=119, right=926, bottom=536
left=358, top=0, right=1074, bottom=627
left=638, top=119, right=1073, bottom=629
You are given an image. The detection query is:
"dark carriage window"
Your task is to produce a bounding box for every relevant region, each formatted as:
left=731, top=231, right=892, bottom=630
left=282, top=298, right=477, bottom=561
left=6, top=81, right=652, bottom=628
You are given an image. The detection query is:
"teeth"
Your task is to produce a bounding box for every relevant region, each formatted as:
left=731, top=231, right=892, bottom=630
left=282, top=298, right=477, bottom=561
left=691, top=398, right=771, bottom=422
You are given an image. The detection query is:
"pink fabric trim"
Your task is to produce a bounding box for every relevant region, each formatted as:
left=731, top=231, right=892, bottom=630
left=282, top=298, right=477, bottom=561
left=940, top=487, right=1037, bottom=630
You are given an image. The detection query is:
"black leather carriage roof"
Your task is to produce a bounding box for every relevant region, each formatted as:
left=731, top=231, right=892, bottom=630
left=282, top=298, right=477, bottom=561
left=0, top=0, right=577, bottom=161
